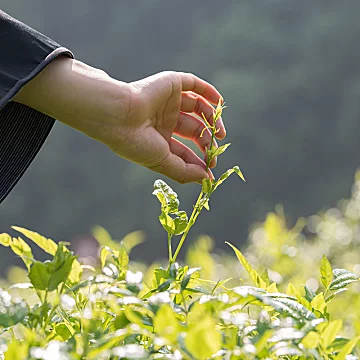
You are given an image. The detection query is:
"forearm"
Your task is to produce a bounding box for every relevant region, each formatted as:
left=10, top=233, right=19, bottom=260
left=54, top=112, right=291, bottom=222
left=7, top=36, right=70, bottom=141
left=13, top=56, right=130, bottom=144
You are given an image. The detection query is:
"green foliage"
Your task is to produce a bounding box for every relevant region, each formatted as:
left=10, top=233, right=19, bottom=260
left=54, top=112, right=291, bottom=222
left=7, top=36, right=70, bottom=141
left=1, top=99, right=360, bottom=359
left=153, top=101, right=245, bottom=266
left=0, top=224, right=359, bottom=359
left=2, top=159, right=360, bottom=358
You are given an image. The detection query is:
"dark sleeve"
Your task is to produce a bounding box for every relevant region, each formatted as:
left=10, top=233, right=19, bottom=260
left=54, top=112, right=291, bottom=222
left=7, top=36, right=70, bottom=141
left=0, top=10, right=74, bottom=203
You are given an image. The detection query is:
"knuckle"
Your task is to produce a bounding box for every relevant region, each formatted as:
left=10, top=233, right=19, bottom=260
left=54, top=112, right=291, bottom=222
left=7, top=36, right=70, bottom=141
left=160, top=70, right=173, bottom=77
left=194, top=96, right=202, bottom=114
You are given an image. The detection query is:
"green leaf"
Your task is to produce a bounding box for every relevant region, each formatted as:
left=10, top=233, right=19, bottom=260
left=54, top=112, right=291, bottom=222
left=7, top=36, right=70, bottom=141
left=10, top=237, right=33, bottom=271
left=320, top=255, right=333, bottom=289
left=263, top=296, right=317, bottom=321
left=29, top=244, right=76, bottom=291
left=114, top=311, right=130, bottom=329
left=68, top=258, right=83, bottom=284
left=199, top=197, right=210, bottom=211
left=159, top=212, right=176, bottom=234
left=12, top=226, right=58, bottom=255
left=29, top=261, right=51, bottom=291
left=287, top=283, right=311, bottom=309
left=213, top=166, right=246, bottom=192
left=173, top=211, right=188, bottom=235
left=159, top=210, right=188, bottom=236
left=185, top=315, right=222, bottom=359
left=211, top=278, right=232, bottom=295
left=205, top=147, right=213, bottom=165
left=321, top=319, right=343, bottom=349
left=233, top=165, right=246, bottom=182
left=121, top=230, right=145, bottom=253
left=226, top=242, right=267, bottom=289
left=55, top=323, right=74, bottom=341
left=154, top=268, right=170, bottom=285
left=334, top=336, right=360, bottom=360
left=213, top=169, right=233, bottom=191
left=92, top=225, right=116, bottom=248
left=304, top=285, right=316, bottom=302
left=100, top=247, right=111, bottom=268
left=4, top=339, right=28, bottom=360
left=201, top=178, right=212, bottom=194
left=325, top=288, right=348, bottom=303
left=153, top=304, right=180, bottom=343
left=153, top=180, right=179, bottom=214
left=311, top=293, right=327, bottom=314
left=181, top=267, right=201, bottom=290
left=48, top=244, right=77, bottom=290
left=93, top=226, right=144, bottom=255
left=301, top=331, right=321, bottom=349
left=0, top=233, right=11, bottom=247
left=330, top=269, right=359, bottom=290
left=211, top=143, right=231, bottom=158
left=13, top=226, right=82, bottom=284
left=329, top=337, right=352, bottom=352
left=117, top=244, right=129, bottom=270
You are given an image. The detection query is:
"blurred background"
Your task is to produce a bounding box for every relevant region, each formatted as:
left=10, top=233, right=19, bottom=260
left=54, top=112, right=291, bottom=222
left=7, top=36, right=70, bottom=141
left=1, top=0, right=360, bottom=274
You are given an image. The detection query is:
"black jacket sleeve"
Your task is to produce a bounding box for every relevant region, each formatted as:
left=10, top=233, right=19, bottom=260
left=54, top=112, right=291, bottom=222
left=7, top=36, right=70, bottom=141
left=0, top=10, right=74, bottom=203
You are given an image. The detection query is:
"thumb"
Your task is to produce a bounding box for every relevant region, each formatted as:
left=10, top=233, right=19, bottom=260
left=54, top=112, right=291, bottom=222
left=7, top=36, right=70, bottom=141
left=148, top=152, right=210, bottom=184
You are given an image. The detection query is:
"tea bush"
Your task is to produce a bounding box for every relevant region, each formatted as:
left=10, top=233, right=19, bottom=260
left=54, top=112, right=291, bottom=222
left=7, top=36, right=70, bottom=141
left=0, top=101, right=359, bottom=359
left=1, top=189, right=360, bottom=359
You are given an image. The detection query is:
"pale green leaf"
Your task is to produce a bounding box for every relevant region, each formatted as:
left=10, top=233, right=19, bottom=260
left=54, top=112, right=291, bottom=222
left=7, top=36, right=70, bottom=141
left=159, top=212, right=175, bottom=234
left=320, top=254, right=333, bottom=289
left=201, top=178, right=212, bottom=194
left=173, top=211, right=188, bottom=235
left=321, top=319, right=343, bottom=349
left=226, top=242, right=267, bottom=289
left=311, top=293, right=327, bottom=313
left=153, top=180, right=179, bottom=214
left=12, top=226, right=57, bottom=255
left=334, top=336, right=360, bottom=360
left=10, top=237, right=33, bottom=270
left=330, top=269, right=359, bottom=290
left=0, top=233, right=11, bottom=247
left=211, top=143, right=231, bottom=158
left=153, top=304, right=180, bottom=343
left=233, top=165, right=246, bottom=182
left=185, top=315, right=222, bottom=359
left=301, top=331, right=321, bottom=349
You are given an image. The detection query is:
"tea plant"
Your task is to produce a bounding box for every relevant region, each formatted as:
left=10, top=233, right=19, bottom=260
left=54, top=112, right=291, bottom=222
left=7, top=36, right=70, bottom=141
left=0, top=103, right=359, bottom=359
left=152, top=99, right=245, bottom=266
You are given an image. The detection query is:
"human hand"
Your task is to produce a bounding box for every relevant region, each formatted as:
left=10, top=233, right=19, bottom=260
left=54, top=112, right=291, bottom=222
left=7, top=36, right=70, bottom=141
left=108, top=71, right=226, bottom=184
left=13, top=58, right=225, bottom=184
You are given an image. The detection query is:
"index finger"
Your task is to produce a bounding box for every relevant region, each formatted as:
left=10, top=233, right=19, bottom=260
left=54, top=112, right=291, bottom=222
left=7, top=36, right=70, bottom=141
left=179, top=72, right=222, bottom=105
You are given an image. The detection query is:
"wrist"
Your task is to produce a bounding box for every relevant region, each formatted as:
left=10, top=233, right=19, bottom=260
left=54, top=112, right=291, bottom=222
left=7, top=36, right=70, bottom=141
left=13, top=56, right=131, bottom=145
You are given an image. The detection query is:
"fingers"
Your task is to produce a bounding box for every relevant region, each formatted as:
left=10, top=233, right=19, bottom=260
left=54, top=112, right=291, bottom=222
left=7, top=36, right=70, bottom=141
left=179, top=72, right=221, bottom=105
left=174, top=112, right=218, bottom=168
left=181, top=92, right=226, bottom=139
left=147, top=138, right=212, bottom=184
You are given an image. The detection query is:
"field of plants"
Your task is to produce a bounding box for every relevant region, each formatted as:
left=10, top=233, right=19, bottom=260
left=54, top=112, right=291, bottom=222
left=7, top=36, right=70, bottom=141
left=0, top=102, right=360, bottom=359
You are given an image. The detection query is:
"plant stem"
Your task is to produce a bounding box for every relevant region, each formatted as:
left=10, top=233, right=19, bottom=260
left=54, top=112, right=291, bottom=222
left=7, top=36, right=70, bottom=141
left=206, top=128, right=216, bottom=173
left=168, top=233, right=173, bottom=264
left=171, top=109, right=219, bottom=263
left=172, top=191, right=204, bottom=263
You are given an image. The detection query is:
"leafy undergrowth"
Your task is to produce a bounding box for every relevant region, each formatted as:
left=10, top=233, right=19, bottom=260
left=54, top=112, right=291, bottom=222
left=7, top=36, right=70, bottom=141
left=1, top=102, right=360, bottom=359
left=0, top=200, right=360, bottom=359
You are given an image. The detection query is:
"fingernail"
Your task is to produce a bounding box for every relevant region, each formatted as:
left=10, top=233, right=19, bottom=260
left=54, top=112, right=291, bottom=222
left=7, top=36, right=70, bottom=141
left=208, top=169, right=214, bottom=181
